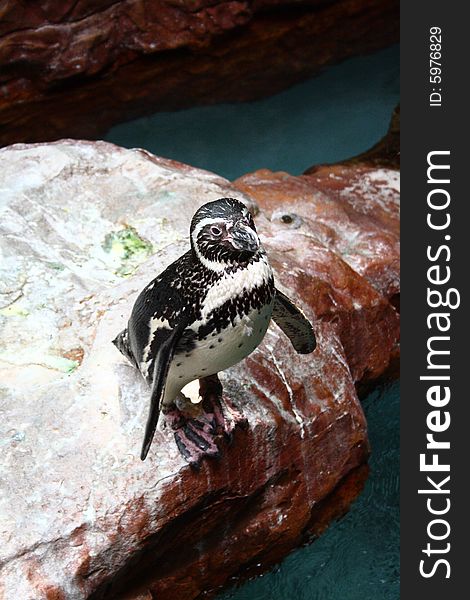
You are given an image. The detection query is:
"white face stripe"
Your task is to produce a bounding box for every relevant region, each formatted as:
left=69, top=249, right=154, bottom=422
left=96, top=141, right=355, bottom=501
left=191, top=216, right=226, bottom=241
left=194, top=245, right=228, bottom=273
left=191, top=216, right=235, bottom=273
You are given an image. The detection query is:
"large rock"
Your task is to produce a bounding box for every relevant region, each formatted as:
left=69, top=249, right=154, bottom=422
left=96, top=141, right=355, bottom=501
left=0, top=141, right=398, bottom=598
left=0, top=0, right=399, bottom=146
left=233, top=164, right=400, bottom=384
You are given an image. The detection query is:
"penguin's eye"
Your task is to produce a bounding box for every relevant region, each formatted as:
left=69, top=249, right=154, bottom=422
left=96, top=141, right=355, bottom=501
left=210, top=225, right=222, bottom=237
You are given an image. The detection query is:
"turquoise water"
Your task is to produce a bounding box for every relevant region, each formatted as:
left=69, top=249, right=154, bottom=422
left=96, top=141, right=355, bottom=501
left=106, top=45, right=400, bottom=599
left=106, top=46, right=399, bottom=180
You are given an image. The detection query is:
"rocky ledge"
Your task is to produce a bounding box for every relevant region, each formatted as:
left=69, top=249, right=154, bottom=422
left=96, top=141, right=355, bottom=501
left=0, top=0, right=399, bottom=146
left=0, top=140, right=399, bottom=598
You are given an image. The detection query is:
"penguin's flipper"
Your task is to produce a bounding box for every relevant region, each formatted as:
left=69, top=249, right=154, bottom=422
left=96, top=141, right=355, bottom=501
left=112, top=328, right=139, bottom=369
left=271, top=288, right=316, bottom=354
left=140, top=318, right=190, bottom=461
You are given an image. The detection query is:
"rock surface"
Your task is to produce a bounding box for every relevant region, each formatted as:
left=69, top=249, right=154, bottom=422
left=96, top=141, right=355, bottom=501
left=0, top=141, right=399, bottom=598
left=0, top=0, right=399, bottom=146
left=233, top=159, right=400, bottom=384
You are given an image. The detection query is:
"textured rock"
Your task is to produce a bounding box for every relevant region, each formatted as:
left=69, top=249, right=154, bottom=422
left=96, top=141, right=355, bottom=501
left=0, top=141, right=398, bottom=598
left=300, top=104, right=401, bottom=388
left=0, top=0, right=399, bottom=146
left=233, top=157, right=400, bottom=384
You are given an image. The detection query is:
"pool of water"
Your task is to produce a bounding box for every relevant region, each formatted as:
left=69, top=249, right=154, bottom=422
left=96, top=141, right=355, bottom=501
left=106, top=46, right=399, bottom=180
left=106, top=45, right=400, bottom=600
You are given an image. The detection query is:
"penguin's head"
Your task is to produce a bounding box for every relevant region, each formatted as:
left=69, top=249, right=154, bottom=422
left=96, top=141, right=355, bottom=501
left=190, top=198, right=261, bottom=270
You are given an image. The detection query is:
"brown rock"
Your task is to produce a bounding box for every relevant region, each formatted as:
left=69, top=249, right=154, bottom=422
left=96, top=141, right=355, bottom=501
left=0, top=0, right=399, bottom=146
left=234, top=158, right=400, bottom=380
left=0, top=140, right=398, bottom=598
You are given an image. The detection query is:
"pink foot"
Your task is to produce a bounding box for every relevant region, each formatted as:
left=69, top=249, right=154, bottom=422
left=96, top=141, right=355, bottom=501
left=200, top=374, right=248, bottom=441
left=163, top=403, right=219, bottom=466
left=163, top=374, right=247, bottom=466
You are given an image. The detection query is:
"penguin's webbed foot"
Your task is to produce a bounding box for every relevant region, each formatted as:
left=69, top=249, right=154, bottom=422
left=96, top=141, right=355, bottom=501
left=174, top=420, right=220, bottom=467
left=164, top=374, right=247, bottom=466
left=162, top=402, right=220, bottom=467
left=200, top=374, right=248, bottom=443
left=203, top=391, right=247, bottom=443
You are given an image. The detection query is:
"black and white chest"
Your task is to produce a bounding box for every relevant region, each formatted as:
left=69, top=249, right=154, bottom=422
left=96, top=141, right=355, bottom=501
left=168, top=253, right=275, bottom=398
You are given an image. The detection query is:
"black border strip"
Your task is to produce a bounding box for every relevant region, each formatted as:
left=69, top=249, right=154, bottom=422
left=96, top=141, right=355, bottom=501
left=401, top=2, right=466, bottom=597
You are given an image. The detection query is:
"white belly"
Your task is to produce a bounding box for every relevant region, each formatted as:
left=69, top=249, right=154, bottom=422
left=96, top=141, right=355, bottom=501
left=163, top=300, right=274, bottom=405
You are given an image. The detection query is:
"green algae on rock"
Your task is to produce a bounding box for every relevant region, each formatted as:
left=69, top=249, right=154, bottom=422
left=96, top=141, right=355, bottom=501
left=102, top=225, right=153, bottom=277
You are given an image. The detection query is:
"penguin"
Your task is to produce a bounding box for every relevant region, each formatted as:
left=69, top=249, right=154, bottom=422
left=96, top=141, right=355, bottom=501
left=113, top=198, right=316, bottom=464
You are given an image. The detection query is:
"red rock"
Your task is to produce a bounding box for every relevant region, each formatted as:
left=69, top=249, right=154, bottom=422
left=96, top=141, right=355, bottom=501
left=0, top=0, right=399, bottom=146
left=233, top=157, right=400, bottom=385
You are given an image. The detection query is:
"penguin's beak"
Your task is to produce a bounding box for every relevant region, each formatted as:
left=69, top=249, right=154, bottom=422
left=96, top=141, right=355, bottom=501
left=228, top=223, right=260, bottom=253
